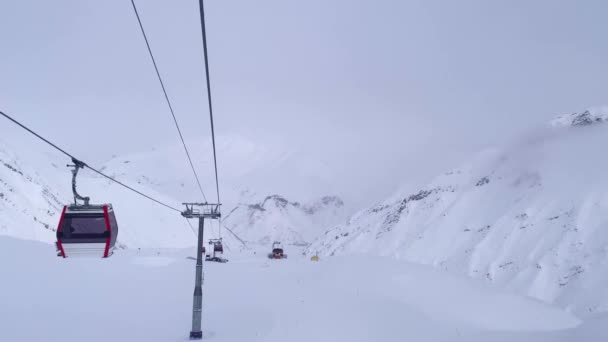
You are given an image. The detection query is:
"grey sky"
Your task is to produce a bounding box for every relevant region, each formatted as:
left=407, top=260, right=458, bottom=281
left=1, top=0, right=607, bottom=206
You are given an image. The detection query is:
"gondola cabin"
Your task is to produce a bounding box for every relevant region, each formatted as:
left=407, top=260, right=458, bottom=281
left=206, top=238, right=228, bottom=263
left=56, top=204, right=119, bottom=258
left=213, top=241, right=223, bottom=253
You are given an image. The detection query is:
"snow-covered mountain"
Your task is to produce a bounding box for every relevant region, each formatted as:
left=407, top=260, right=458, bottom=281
left=308, top=107, right=608, bottom=317
left=0, top=133, right=346, bottom=250
left=0, top=141, right=64, bottom=242
left=222, top=194, right=345, bottom=246
left=98, top=134, right=348, bottom=248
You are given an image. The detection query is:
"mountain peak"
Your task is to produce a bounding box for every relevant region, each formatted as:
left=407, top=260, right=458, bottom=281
left=551, top=107, right=608, bottom=127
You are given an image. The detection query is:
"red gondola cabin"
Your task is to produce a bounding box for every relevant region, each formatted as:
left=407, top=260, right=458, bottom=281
left=56, top=204, right=119, bottom=258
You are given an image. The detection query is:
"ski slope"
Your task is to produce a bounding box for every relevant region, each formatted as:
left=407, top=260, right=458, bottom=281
left=3, top=236, right=605, bottom=342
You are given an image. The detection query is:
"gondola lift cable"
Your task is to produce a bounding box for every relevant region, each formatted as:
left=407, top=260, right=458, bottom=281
left=0, top=110, right=181, bottom=213
left=129, top=0, right=208, bottom=203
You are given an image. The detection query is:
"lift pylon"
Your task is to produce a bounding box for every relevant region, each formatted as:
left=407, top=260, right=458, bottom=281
left=182, top=203, right=221, bottom=340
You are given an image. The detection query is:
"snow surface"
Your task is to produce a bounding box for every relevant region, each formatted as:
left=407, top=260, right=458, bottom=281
left=3, top=236, right=605, bottom=342
left=308, top=108, right=608, bottom=317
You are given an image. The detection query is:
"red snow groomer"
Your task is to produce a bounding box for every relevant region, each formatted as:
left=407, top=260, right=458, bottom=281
left=268, top=241, right=287, bottom=259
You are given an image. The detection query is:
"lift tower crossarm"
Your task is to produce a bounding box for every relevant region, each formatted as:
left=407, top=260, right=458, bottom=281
left=182, top=203, right=221, bottom=219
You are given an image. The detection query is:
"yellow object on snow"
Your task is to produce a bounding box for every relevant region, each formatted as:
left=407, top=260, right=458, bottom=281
left=310, top=255, right=320, bottom=262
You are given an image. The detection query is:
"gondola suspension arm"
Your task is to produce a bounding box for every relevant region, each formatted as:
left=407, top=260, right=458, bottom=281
left=67, top=157, right=90, bottom=206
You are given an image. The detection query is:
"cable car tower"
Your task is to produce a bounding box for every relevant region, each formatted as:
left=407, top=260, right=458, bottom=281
left=182, top=203, right=221, bottom=340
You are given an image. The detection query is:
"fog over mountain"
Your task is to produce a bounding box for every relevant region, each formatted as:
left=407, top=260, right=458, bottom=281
left=2, top=0, right=608, bottom=207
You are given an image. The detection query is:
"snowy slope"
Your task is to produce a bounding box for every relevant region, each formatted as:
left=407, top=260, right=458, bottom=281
left=0, top=141, right=65, bottom=242
left=308, top=108, right=608, bottom=317
left=0, top=133, right=346, bottom=250
left=0, top=137, right=198, bottom=248
left=100, top=134, right=348, bottom=247
left=3, top=235, right=600, bottom=342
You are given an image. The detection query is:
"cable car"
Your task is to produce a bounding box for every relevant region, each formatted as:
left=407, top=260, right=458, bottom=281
left=206, top=238, right=228, bottom=263
left=56, top=204, right=118, bottom=258
left=213, top=240, right=223, bottom=253
left=55, top=158, right=119, bottom=258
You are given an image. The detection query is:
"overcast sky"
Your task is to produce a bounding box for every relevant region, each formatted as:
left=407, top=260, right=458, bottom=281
left=1, top=0, right=607, bottom=205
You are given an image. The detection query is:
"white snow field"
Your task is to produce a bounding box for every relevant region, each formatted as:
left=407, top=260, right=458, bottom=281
left=3, top=236, right=605, bottom=342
